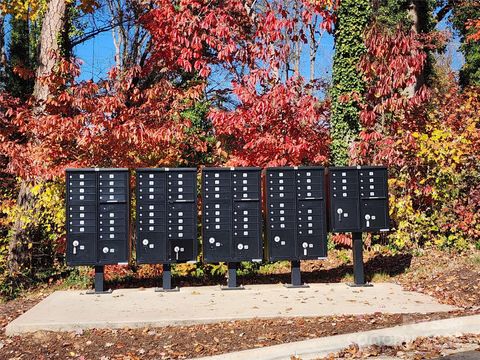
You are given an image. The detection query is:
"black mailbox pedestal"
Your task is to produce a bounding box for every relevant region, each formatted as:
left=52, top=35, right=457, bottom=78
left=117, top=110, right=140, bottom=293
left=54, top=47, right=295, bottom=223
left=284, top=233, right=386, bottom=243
left=284, top=260, right=309, bottom=288
left=86, top=266, right=112, bottom=294
left=155, top=264, right=180, bottom=292
left=347, top=232, right=372, bottom=287
left=221, top=262, right=245, bottom=290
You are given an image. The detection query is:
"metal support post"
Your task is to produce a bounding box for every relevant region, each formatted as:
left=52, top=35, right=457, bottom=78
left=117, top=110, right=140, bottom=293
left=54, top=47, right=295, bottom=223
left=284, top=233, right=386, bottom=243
left=284, top=260, right=309, bottom=288
left=221, top=262, right=244, bottom=290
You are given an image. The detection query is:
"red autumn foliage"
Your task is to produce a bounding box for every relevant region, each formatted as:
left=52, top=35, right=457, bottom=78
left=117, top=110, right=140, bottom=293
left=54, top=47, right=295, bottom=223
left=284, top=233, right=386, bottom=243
left=211, top=76, right=330, bottom=167
left=0, top=59, right=213, bottom=180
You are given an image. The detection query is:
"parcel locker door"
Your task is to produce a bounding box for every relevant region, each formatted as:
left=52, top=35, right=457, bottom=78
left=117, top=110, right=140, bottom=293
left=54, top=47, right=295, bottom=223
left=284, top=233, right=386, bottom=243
left=330, top=198, right=360, bottom=232
left=203, top=230, right=231, bottom=262
left=360, top=199, right=389, bottom=232
left=137, top=231, right=166, bottom=263
left=267, top=229, right=296, bottom=260
left=97, top=241, right=127, bottom=265
left=67, top=234, right=96, bottom=265
left=168, top=239, right=195, bottom=262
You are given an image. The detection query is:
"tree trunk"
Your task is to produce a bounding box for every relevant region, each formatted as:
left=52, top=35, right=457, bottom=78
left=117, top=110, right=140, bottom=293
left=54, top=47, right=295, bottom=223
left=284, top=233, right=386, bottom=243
left=32, top=0, right=67, bottom=105
left=406, top=0, right=428, bottom=96
left=8, top=0, right=67, bottom=279
left=0, top=14, right=6, bottom=88
left=7, top=182, right=35, bottom=276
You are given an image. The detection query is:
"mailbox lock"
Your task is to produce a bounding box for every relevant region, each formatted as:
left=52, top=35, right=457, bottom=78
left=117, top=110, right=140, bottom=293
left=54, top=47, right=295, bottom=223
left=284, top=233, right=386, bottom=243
left=102, top=247, right=109, bottom=254
left=274, top=236, right=280, bottom=243
left=174, top=246, right=180, bottom=253
left=72, top=240, right=79, bottom=247
left=302, top=242, right=308, bottom=248
left=209, top=237, right=215, bottom=244
left=142, top=239, right=149, bottom=246
left=365, top=214, right=371, bottom=228
left=337, top=208, right=343, bottom=222
left=237, top=244, right=244, bottom=250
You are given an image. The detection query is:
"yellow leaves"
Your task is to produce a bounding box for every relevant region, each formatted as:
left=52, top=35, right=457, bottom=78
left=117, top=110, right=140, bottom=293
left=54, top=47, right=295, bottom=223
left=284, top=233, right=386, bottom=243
left=0, top=0, right=46, bottom=20
left=1, top=0, right=98, bottom=20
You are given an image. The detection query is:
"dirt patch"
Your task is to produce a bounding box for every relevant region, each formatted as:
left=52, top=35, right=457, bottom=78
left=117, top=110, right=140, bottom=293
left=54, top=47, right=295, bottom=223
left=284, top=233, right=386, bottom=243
left=1, top=311, right=479, bottom=360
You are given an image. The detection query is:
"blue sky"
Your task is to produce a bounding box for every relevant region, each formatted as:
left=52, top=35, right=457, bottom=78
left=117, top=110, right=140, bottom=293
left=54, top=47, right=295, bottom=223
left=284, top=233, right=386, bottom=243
left=74, top=16, right=464, bottom=83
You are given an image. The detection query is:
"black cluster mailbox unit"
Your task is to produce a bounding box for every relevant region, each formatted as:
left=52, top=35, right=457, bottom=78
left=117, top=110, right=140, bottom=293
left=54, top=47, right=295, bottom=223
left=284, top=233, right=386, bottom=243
left=65, top=165, right=390, bottom=292
left=327, top=166, right=389, bottom=286
left=265, top=167, right=328, bottom=287
left=327, top=166, right=389, bottom=233
left=136, top=168, right=198, bottom=290
left=66, top=168, right=130, bottom=293
left=265, top=167, right=327, bottom=260
left=202, top=167, right=263, bottom=288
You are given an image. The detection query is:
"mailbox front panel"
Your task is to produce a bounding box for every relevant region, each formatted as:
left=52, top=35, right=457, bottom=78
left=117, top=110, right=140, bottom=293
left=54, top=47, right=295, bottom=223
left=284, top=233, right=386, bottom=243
left=359, top=167, right=389, bottom=232
left=265, top=167, right=327, bottom=261
left=328, top=166, right=389, bottom=233
left=136, top=169, right=197, bottom=264
left=202, top=168, right=262, bottom=263
left=66, top=169, right=130, bottom=266
left=96, top=170, right=130, bottom=265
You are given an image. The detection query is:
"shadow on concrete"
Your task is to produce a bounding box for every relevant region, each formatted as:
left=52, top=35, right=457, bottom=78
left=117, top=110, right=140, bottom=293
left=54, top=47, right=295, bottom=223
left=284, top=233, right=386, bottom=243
left=105, top=252, right=413, bottom=290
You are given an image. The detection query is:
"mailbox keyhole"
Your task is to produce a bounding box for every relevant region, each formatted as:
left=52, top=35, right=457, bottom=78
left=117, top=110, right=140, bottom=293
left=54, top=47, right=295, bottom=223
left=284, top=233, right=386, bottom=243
left=337, top=208, right=343, bottom=222
left=365, top=214, right=371, bottom=228
left=72, top=240, right=79, bottom=255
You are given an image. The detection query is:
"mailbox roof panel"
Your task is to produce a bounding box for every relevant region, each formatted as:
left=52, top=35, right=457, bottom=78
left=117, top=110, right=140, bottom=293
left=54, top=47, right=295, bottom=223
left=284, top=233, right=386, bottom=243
left=202, top=167, right=262, bottom=171
left=266, top=166, right=325, bottom=170
left=136, top=168, right=197, bottom=172
left=66, top=168, right=129, bottom=172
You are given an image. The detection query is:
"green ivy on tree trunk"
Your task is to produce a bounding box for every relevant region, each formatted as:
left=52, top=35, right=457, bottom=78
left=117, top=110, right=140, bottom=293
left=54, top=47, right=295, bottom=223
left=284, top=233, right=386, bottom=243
left=330, top=0, right=371, bottom=166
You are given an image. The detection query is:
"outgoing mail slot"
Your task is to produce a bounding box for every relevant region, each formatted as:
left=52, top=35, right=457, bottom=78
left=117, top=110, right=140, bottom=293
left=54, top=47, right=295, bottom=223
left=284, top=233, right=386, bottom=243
left=297, top=189, right=323, bottom=199
left=99, top=194, right=127, bottom=203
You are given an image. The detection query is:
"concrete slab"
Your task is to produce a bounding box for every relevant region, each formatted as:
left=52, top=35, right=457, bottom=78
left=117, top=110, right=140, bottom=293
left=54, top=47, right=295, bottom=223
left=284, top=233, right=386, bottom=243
left=193, top=315, right=480, bottom=360
left=6, top=283, right=456, bottom=335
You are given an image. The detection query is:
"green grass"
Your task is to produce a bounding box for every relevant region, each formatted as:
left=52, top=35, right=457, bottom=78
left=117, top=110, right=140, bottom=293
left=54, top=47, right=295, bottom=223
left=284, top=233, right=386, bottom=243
left=370, top=272, right=392, bottom=282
